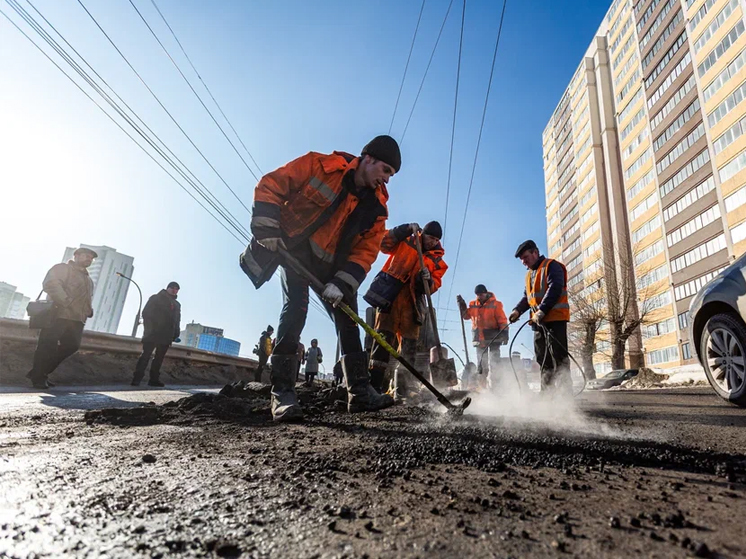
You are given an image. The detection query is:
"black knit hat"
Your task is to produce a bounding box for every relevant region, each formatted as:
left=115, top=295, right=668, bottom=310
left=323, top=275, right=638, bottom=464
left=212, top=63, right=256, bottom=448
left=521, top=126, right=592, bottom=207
left=362, top=135, right=401, bottom=173
left=422, top=221, right=442, bottom=239
left=514, top=239, right=538, bottom=258
left=167, top=281, right=180, bottom=289
left=474, top=284, right=488, bottom=294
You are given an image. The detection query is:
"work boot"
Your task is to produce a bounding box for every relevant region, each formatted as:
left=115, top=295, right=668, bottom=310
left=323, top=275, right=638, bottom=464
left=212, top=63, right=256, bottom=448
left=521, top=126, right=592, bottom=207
left=342, top=352, right=394, bottom=413
left=368, top=366, right=385, bottom=393
left=270, top=354, right=303, bottom=422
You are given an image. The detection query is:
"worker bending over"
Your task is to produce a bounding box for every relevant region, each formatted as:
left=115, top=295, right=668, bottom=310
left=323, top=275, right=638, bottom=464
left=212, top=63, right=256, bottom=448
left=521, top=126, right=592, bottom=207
left=241, top=135, right=401, bottom=421
left=509, top=240, right=571, bottom=393
left=364, top=221, right=447, bottom=397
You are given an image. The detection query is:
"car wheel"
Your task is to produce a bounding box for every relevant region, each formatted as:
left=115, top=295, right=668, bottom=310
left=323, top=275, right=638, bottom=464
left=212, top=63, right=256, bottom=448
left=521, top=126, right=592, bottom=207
left=700, top=312, right=746, bottom=407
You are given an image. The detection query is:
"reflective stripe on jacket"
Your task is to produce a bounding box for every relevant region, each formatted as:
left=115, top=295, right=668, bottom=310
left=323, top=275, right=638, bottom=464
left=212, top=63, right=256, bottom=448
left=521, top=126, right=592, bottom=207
left=251, top=151, right=388, bottom=292
left=525, top=258, right=570, bottom=322
left=462, top=292, right=507, bottom=346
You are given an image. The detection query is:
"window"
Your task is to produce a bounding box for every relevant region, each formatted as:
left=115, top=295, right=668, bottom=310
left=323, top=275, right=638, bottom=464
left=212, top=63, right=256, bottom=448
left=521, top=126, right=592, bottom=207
left=627, top=169, right=656, bottom=201
left=619, top=88, right=644, bottom=123
left=580, top=185, right=595, bottom=207
left=562, top=220, right=581, bottom=244
left=670, top=234, right=726, bottom=272
left=631, top=192, right=658, bottom=222
left=575, top=136, right=592, bottom=159
left=659, top=149, right=711, bottom=198
left=645, top=31, right=687, bottom=89
left=611, top=15, right=633, bottom=53
left=657, top=124, right=706, bottom=174
left=568, top=270, right=584, bottom=288
left=693, top=0, right=740, bottom=54
left=654, top=99, right=700, bottom=152
left=647, top=290, right=673, bottom=311
left=624, top=127, right=650, bottom=159
left=563, top=237, right=582, bottom=258
left=713, top=115, right=746, bottom=155
left=633, top=215, right=661, bottom=244
left=550, top=240, right=561, bottom=255
left=678, top=311, right=689, bottom=329
left=708, top=80, right=746, bottom=128
left=620, top=109, right=646, bottom=141
left=560, top=191, right=578, bottom=214
left=638, top=265, right=668, bottom=289
left=643, top=9, right=684, bottom=68
left=581, top=203, right=598, bottom=224
left=690, top=0, right=718, bottom=32
left=667, top=204, right=721, bottom=247
left=617, top=69, right=642, bottom=105
left=635, top=239, right=665, bottom=266
left=731, top=220, right=746, bottom=243
left=650, top=75, right=696, bottom=131
left=682, top=342, right=692, bottom=360
left=625, top=148, right=651, bottom=180
left=566, top=253, right=583, bottom=271
left=586, top=258, right=602, bottom=277
left=703, top=47, right=746, bottom=102
left=583, top=238, right=601, bottom=259
left=698, top=20, right=746, bottom=78
left=582, top=221, right=600, bottom=242
left=561, top=205, right=579, bottom=228
left=725, top=184, right=746, bottom=213
left=615, top=54, right=640, bottom=89
left=719, top=147, right=746, bottom=183
left=637, top=0, right=664, bottom=33
left=663, top=176, right=716, bottom=221
left=613, top=35, right=636, bottom=70
left=640, top=0, right=676, bottom=48
left=647, top=345, right=679, bottom=365
left=674, top=267, right=727, bottom=300
left=643, top=318, right=676, bottom=339
left=648, top=53, right=692, bottom=109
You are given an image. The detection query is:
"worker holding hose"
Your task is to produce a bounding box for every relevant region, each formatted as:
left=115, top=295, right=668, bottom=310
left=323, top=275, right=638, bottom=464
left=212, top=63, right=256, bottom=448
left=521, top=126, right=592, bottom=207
left=364, top=221, right=448, bottom=398
left=240, top=135, right=401, bottom=421
left=509, top=240, right=571, bottom=393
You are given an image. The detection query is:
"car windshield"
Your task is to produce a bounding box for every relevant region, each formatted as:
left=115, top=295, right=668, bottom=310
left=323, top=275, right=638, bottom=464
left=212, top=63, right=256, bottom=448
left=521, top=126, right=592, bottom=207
left=602, top=370, right=627, bottom=379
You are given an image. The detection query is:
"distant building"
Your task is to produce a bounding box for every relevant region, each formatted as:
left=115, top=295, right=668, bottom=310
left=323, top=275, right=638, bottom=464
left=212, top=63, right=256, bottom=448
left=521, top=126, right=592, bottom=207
left=178, top=321, right=241, bottom=357
left=62, top=245, right=134, bottom=334
left=0, top=282, right=30, bottom=320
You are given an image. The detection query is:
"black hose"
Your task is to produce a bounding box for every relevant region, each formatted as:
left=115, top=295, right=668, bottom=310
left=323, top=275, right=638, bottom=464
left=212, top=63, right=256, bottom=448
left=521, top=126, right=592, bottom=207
left=440, top=342, right=466, bottom=366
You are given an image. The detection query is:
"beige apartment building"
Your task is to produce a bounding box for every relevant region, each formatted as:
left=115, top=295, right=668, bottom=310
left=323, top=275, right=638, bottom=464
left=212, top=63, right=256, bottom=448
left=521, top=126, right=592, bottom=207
left=544, top=0, right=746, bottom=371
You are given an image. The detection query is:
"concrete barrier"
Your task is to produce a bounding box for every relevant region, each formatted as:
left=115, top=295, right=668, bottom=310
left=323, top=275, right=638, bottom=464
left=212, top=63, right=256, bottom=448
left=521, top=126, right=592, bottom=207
left=0, top=318, right=261, bottom=387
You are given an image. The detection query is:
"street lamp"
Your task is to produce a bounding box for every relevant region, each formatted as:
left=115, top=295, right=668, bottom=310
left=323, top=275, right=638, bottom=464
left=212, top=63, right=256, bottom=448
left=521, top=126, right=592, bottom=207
left=116, top=272, right=142, bottom=338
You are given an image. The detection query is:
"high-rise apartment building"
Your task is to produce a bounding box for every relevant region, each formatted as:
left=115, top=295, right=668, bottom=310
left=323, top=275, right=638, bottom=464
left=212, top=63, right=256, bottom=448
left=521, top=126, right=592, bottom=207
left=178, top=322, right=241, bottom=357
left=0, top=282, right=30, bottom=320
left=545, top=0, right=746, bottom=370
left=62, top=245, right=134, bottom=334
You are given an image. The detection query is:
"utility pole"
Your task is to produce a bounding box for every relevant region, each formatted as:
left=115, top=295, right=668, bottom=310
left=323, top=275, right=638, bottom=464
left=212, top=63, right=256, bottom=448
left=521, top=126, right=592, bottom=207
left=116, top=272, right=142, bottom=338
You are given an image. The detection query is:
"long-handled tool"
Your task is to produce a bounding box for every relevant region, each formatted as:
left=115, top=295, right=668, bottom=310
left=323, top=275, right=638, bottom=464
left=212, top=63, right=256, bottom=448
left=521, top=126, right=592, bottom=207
left=277, top=247, right=471, bottom=416
left=458, top=298, right=477, bottom=389
left=414, top=233, right=458, bottom=387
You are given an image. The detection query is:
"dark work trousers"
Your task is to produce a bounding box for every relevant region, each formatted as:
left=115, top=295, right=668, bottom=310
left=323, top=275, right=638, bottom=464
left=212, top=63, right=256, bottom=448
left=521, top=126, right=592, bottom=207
left=534, top=320, right=570, bottom=391
left=256, top=354, right=268, bottom=382
left=29, top=318, right=85, bottom=381
left=133, top=342, right=170, bottom=382
left=475, top=343, right=501, bottom=377
left=369, top=331, right=417, bottom=393
left=274, top=265, right=362, bottom=357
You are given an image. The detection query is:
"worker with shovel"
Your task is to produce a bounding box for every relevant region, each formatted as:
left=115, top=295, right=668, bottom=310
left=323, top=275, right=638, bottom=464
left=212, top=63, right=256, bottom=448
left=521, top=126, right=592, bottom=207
left=240, top=135, right=400, bottom=422
left=364, top=221, right=448, bottom=398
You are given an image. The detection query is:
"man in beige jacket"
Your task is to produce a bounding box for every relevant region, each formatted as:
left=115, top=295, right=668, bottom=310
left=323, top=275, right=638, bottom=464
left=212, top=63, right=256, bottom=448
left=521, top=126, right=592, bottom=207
left=27, top=247, right=96, bottom=389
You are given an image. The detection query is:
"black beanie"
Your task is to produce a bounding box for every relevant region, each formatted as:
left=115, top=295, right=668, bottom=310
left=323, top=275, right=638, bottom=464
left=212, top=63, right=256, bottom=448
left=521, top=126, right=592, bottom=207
left=362, top=135, right=401, bottom=173
left=422, top=221, right=442, bottom=239
left=514, top=239, right=538, bottom=258
left=474, top=284, right=488, bottom=294
left=167, top=281, right=180, bottom=289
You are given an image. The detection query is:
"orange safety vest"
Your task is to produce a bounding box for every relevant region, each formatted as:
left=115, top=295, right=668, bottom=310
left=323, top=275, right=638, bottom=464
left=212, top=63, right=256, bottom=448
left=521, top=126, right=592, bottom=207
left=379, top=233, right=446, bottom=293
left=463, top=293, right=507, bottom=346
left=525, top=258, right=570, bottom=322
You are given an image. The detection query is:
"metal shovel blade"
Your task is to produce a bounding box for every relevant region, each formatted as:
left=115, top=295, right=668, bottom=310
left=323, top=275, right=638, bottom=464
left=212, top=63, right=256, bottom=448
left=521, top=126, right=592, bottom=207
left=430, top=357, right=458, bottom=388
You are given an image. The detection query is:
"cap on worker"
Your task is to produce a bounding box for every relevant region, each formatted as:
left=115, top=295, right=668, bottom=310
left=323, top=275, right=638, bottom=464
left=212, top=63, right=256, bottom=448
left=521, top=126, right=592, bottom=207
left=362, top=135, right=401, bottom=173
left=515, top=239, right=538, bottom=258
left=74, top=247, right=98, bottom=258
left=167, top=281, right=180, bottom=290
left=474, top=284, right=488, bottom=294
left=422, top=221, right=442, bottom=239
left=267, top=325, right=274, bottom=332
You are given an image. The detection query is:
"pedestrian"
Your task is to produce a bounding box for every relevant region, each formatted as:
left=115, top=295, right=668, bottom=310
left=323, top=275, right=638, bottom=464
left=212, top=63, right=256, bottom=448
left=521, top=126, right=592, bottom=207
left=457, top=284, right=508, bottom=389
left=240, top=135, right=401, bottom=421
left=333, top=359, right=344, bottom=388
left=254, top=325, right=274, bottom=383
left=364, top=221, right=447, bottom=397
left=305, top=339, right=322, bottom=385
left=296, top=341, right=306, bottom=382
left=26, top=247, right=96, bottom=389
left=509, top=240, right=571, bottom=393
left=131, top=282, right=181, bottom=387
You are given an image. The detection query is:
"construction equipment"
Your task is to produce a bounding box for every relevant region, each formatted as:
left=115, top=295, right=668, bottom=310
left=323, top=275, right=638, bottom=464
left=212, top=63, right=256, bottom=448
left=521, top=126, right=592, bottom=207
left=414, top=233, right=458, bottom=388
left=458, top=297, right=477, bottom=389
left=277, top=247, right=471, bottom=416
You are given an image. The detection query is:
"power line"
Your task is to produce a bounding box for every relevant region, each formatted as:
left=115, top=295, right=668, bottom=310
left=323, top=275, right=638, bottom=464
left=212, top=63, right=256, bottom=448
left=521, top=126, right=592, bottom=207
left=75, top=0, right=253, bottom=216
left=147, top=0, right=263, bottom=177
left=128, top=0, right=261, bottom=181
left=399, top=0, right=455, bottom=145
left=444, top=0, right=508, bottom=318
left=388, top=0, right=426, bottom=135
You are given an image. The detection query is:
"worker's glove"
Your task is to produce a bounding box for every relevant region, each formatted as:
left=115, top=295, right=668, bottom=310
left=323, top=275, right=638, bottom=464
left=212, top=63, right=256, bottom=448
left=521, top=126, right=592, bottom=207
left=508, top=309, right=521, bottom=323
left=257, top=237, right=286, bottom=252
left=409, top=222, right=421, bottom=235
left=321, top=283, right=344, bottom=307
left=531, top=310, right=545, bottom=324
left=420, top=268, right=431, bottom=281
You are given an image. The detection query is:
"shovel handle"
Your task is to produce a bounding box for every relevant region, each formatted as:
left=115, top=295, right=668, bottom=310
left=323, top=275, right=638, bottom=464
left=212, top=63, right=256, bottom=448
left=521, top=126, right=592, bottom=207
left=414, top=233, right=444, bottom=356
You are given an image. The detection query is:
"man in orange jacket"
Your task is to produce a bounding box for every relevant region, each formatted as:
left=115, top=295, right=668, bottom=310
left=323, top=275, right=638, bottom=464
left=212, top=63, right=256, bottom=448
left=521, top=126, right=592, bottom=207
left=458, top=285, right=508, bottom=386
left=364, top=221, right=447, bottom=397
left=240, top=135, right=400, bottom=421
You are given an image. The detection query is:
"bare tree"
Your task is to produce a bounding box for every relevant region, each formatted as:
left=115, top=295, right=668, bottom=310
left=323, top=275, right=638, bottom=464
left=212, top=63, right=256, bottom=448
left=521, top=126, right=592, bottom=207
left=567, top=273, right=606, bottom=380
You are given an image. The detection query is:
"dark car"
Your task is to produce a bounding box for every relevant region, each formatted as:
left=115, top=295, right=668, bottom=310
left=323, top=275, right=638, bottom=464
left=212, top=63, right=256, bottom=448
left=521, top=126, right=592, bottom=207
left=585, top=369, right=638, bottom=390
left=689, top=253, right=746, bottom=407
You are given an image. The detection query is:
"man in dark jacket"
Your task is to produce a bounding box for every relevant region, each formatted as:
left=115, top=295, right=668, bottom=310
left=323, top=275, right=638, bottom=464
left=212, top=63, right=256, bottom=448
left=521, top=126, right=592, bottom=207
left=27, top=247, right=96, bottom=389
left=131, top=282, right=181, bottom=387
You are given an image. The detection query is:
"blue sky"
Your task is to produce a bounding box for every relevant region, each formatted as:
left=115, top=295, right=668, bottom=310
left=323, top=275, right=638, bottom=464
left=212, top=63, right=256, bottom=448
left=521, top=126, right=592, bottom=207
left=0, top=0, right=609, bottom=367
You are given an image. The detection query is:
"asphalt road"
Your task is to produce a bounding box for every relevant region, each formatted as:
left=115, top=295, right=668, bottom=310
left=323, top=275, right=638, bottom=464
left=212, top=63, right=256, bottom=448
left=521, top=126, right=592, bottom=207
left=1, top=385, right=744, bottom=558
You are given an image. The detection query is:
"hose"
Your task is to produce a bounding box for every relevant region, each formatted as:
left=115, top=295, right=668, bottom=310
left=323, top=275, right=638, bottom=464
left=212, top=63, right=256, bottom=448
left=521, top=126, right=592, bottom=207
left=440, top=342, right=466, bottom=367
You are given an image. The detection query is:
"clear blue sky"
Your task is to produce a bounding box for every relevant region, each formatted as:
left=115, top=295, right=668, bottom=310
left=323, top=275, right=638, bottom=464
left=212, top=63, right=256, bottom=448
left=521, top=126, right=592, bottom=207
left=0, top=0, right=608, bottom=366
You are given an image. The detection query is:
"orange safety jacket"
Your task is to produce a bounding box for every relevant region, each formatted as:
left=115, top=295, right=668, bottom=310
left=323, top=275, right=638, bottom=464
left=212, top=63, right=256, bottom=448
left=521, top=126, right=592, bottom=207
left=461, top=292, right=508, bottom=347
left=245, top=151, right=388, bottom=291
left=526, top=258, right=570, bottom=322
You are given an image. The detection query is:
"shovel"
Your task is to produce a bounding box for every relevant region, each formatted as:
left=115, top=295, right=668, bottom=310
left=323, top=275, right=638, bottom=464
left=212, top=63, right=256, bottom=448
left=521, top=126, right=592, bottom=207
left=414, top=233, right=458, bottom=388
left=458, top=298, right=477, bottom=389
left=276, top=247, right=471, bottom=416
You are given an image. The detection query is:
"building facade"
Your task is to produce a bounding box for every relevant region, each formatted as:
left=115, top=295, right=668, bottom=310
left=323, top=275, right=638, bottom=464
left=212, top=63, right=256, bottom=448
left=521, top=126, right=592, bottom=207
left=178, top=322, right=241, bottom=357
left=545, top=0, right=746, bottom=370
left=62, top=245, right=134, bottom=334
left=0, top=282, right=30, bottom=320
